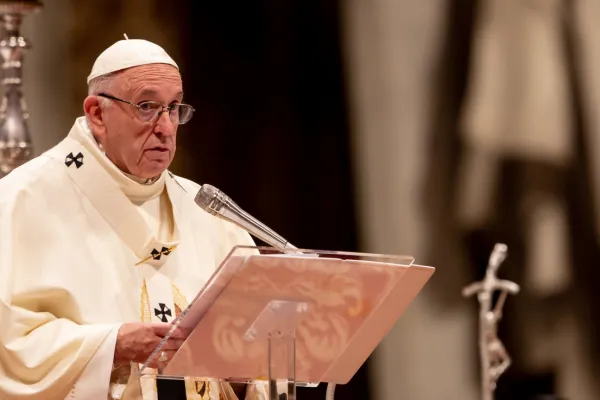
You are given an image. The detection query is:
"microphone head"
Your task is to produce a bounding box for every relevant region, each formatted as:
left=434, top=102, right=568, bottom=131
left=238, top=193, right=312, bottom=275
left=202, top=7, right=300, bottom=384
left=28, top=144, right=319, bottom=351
left=195, top=184, right=232, bottom=216
left=195, top=184, right=220, bottom=210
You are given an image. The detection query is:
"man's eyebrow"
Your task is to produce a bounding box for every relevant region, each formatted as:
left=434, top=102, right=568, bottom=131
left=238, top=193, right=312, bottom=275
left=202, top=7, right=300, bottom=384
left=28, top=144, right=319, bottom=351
left=137, top=89, right=159, bottom=98
left=137, top=89, right=184, bottom=101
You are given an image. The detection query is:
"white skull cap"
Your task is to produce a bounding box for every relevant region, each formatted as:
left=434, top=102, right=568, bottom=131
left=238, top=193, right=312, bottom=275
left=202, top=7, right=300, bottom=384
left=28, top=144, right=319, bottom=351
left=86, top=34, right=178, bottom=84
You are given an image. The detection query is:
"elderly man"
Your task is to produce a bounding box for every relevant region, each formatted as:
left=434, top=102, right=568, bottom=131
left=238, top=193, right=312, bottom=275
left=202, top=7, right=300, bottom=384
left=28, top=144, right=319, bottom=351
left=0, top=38, right=264, bottom=400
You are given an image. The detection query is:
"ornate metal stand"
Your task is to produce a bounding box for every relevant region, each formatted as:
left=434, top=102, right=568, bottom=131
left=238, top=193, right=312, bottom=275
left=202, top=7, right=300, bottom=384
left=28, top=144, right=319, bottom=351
left=0, top=0, right=42, bottom=177
left=462, top=243, right=520, bottom=400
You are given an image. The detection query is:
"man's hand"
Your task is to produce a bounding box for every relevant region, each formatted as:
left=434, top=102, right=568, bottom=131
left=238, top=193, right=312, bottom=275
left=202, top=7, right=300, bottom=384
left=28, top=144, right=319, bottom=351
left=113, top=322, right=190, bottom=368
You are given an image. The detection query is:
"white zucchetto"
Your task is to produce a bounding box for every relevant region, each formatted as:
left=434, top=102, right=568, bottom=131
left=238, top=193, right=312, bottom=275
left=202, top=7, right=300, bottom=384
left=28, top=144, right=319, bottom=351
left=87, top=36, right=178, bottom=84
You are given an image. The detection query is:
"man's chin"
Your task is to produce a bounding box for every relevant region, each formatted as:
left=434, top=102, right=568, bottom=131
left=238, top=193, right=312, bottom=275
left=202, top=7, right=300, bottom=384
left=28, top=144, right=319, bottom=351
left=136, top=162, right=170, bottom=180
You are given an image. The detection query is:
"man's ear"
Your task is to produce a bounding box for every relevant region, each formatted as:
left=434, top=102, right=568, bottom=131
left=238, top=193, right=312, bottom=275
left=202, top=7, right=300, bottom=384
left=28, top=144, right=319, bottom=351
left=83, top=95, right=106, bottom=140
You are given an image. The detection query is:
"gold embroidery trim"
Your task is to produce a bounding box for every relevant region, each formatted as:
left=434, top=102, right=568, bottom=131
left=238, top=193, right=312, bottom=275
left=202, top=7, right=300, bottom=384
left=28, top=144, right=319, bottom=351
left=172, top=282, right=189, bottom=312
left=141, top=280, right=152, bottom=323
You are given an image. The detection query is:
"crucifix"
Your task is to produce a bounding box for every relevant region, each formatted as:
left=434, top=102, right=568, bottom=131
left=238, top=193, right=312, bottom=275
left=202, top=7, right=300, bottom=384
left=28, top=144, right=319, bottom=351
left=462, top=243, right=520, bottom=400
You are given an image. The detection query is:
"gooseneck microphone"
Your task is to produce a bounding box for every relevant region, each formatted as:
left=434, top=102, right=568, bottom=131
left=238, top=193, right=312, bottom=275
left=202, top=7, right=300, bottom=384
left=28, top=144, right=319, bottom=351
left=194, top=184, right=297, bottom=250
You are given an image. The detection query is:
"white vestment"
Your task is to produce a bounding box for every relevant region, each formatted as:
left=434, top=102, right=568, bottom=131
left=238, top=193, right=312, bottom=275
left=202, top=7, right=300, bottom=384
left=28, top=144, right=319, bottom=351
left=0, top=117, right=267, bottom=400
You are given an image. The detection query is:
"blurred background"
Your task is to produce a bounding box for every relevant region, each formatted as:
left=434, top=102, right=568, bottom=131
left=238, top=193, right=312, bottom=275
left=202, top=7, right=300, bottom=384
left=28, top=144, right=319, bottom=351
left=16, top=0, right=600, bottom=399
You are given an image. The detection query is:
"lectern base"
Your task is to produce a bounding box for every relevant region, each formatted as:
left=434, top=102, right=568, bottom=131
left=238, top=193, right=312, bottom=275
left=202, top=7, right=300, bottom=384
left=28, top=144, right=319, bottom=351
left=252, top=300, right=304, bottom=400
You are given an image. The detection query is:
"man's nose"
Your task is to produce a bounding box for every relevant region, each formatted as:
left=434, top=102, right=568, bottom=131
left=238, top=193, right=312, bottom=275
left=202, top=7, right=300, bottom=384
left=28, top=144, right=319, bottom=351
left=154, top=111, right=176, bottom=136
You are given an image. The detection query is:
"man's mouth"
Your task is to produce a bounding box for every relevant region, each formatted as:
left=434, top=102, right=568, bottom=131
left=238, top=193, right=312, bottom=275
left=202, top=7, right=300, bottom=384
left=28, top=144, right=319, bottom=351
left=149, top=146, right=168, bottom=152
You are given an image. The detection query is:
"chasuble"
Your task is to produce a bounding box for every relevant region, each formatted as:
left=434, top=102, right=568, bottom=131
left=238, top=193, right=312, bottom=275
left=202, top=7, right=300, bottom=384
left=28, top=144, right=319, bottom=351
left=0, top=117, right=268, bottom=400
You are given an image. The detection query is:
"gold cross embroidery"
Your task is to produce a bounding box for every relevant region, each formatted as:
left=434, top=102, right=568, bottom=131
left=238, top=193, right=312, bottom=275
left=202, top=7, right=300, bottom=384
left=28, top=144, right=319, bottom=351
left=135, top=245, right=178, bottom=266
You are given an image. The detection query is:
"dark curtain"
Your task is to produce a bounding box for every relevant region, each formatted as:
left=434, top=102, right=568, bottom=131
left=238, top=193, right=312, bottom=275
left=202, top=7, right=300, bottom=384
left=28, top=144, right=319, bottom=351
left=174, top=2, right=369, bottom=399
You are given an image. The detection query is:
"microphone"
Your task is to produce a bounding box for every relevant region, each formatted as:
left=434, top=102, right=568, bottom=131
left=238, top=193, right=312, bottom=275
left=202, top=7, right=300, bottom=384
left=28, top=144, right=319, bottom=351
left=194, top=184, right=297, bottom=250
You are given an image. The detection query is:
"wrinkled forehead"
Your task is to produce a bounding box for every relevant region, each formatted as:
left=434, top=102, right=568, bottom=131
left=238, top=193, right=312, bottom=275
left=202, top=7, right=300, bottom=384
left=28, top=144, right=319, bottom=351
left=115, top=64, right=183, bottom=100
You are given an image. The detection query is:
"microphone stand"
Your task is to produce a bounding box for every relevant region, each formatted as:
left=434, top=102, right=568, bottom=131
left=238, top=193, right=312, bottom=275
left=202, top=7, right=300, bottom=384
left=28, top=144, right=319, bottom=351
left=462, top=244, right=520, bottom=400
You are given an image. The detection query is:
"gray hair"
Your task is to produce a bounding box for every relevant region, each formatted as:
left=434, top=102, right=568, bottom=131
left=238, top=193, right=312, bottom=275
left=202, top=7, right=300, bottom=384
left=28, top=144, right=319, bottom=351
left=87, top=73, right=117, bottom=108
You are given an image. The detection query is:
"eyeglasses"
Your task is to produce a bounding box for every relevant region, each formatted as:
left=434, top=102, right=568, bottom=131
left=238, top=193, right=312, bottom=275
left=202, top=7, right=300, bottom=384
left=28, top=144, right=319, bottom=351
left=97, top=93, right=195, bottom=125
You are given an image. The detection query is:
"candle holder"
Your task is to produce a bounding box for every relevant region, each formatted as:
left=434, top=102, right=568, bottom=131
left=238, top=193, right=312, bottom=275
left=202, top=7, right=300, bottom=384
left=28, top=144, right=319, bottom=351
left=0, top=0, right=42, bottom=177
left=463, top=243, right=520, bottom=400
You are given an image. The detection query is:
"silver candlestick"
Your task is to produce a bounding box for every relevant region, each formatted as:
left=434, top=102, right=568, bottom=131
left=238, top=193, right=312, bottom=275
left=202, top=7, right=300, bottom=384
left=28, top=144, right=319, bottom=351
left=462, top=243, right=520, bottom=400
left=0, top=0, right=42, bottom=177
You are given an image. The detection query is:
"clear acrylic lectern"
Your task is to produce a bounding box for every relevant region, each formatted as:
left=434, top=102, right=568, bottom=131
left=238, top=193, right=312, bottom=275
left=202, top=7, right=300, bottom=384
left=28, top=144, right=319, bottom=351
left=137, top=246, right=434, bottom=399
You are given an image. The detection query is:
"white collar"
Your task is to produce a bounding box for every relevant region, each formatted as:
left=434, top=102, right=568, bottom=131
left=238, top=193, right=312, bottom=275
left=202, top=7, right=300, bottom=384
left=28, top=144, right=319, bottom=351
left=75, top=117, right=166, bottom=203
